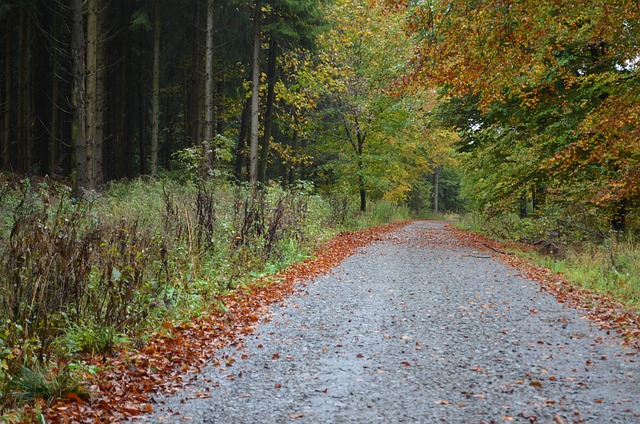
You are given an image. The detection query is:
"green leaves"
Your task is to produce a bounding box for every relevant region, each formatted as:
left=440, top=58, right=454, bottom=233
left=408, top=0, right=640, bottom=223
left=305, top=0, right=456, bottom=209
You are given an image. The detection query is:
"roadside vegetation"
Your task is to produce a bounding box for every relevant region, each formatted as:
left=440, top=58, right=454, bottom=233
left=0, top=171, right=426, bottom=421
left=459, top=209, right=640, bottom=310
left=3, top=0, right=640, bottom=421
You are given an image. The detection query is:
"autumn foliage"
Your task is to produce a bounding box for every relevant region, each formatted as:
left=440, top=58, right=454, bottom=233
left=42, top=221, right=408, bottom=423
left=405, top=0, right=640, bottom=224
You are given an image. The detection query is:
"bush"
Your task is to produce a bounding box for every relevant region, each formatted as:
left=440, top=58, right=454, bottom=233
left=4, top=363, right=86, bottom=406
left=0, top=175, right=404, bottom=413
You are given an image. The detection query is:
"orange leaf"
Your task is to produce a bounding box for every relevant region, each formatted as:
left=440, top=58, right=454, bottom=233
left=62, top=392, right=83, bottom=403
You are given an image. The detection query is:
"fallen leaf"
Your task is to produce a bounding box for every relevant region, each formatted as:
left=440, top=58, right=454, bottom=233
left=62, top=392, right=83, bottom=402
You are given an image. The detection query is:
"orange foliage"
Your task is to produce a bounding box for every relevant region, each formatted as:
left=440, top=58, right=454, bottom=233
left=44, top=222, right=409, bottom=423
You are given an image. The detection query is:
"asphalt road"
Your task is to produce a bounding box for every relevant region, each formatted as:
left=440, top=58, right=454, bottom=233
left=136, top=221, right=640, bottom=423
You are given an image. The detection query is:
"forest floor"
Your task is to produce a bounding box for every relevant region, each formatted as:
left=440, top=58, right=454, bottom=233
left=47, top=221, right=640, bottom=423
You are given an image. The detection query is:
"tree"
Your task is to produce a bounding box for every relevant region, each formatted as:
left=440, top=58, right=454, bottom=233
left=85, top=0, right=105, bottom=189
left=310, top=0, right=439, bottom=211
left=1, top=4, right=12, bottom=170
left=71, top=0, right=87, bottom=193
left=257, top=0, right=324, bottom=183
left=249, top=0, right=261, bottom=183
left=406, top=0, right=640, bottom=227
left=150, top=0, right=161, bottom=176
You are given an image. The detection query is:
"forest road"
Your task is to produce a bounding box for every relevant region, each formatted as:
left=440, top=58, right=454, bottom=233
left=136, top=221, right=640, bottom=423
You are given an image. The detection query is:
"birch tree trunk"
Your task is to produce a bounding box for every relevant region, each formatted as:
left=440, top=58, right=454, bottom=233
left=249, top=0, right=261, bottom=184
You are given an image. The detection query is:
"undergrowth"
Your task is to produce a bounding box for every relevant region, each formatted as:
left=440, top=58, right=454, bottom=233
left=0, top=175, right=410, bottom=419
left=458, top=210, right=640, bottom=309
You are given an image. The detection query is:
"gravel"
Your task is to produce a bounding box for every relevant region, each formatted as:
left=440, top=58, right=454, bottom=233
left=135, top=221, right=640, bottom=423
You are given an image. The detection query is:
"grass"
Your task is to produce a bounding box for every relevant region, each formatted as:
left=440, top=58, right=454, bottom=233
left=4, top=364, right=86, bottom=406
left=0, top=175, right=413, bottom=418
left=533, top=239, right=640, bottom=308
left=52, top=324, right=131, bottom=356
left=458, top=212, right=640, bottom=309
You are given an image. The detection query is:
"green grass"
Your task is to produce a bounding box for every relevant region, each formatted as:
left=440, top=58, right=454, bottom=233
left=0, top=176, right=414, bottom=414
left=52, top=323, right=131, bottom=356
left=459, top=211, right=640, bottom=309
left=532, top=240, right=640, bottom=308
left=4, top=363, right=87, bottom=406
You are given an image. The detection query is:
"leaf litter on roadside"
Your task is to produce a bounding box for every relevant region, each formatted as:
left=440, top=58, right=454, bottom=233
left=45, top=221, right=640, bottom=422
left=44, top=221, right=409, bottom=423
left=447, top=224, right=640, bottom=352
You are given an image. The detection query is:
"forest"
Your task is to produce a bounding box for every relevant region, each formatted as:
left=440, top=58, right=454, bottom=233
left=1, top=0, right=639, bottom=420
left=0, top=0, right=455, bottom=210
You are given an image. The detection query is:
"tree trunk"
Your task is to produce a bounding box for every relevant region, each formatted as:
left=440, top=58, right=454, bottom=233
left=433, top=168, right=439, bottom=213
left=519, top=191, right=528, bottom=218
left=138, top=42, right=146, bottom=176
left=258, top=37, right=277, bottom=183
left=249, top=0, right=261, bottom=184
left=2, top=24, right=11, bottom=170
left=357, top=131, right=366, bottom=212
left=287, top=127, right=298, bottom=186
left=18, top=9, right=32, bottom=174
left=151, top=0, right=161, bottom=176
left=86, top=0, right=100, bottom=189
left=117, top=1, right=134, bottom=179
left=72, top=0, right=87, bottom=194
left=95, top=0, right=106, bottom=184
left=203, top=0, right=215, bottom=173
left=611, top=200, right=629, bottom=232
left=532, top=186, right=546, bottom=211
left=235, top=98, right=250, bottom=181
left=49, top=10, right=60, bottom=176
left=359, top=185, right=367, bottom=213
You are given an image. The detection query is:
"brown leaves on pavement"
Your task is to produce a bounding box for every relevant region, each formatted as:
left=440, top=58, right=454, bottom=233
left=45, top=221, right=408, bottom=423
left=46, top=220, right=640, bottom=423
left=447, top=224, right=640, bottom=351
